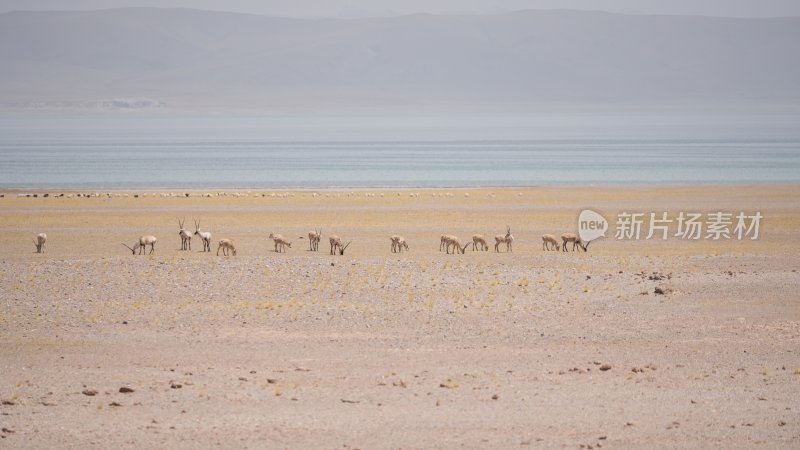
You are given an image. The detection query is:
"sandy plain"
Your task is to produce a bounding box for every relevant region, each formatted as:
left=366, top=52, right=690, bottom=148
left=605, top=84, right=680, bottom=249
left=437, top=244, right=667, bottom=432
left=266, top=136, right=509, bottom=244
left=0, top=185, right=799, bottom=449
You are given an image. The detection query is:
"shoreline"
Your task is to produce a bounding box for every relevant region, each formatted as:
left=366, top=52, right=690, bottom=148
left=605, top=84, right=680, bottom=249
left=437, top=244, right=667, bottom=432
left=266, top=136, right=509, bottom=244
left=3, top=182, right=800, bottom=195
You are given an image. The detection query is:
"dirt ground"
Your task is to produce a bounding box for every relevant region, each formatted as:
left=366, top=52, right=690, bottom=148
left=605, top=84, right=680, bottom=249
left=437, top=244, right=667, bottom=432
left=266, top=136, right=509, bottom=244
left=1, top=185, right=799, bottom=449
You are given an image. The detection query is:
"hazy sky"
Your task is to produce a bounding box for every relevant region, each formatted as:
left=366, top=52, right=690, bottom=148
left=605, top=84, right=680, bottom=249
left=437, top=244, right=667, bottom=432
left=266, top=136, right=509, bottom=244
left=2, top=0, right=800, bottom=18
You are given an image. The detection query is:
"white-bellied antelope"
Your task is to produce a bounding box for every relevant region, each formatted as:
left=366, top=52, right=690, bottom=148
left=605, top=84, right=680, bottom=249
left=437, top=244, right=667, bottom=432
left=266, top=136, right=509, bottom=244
left=123, top=235, right=157, bottom=255
left=471, top=234, right=489, bottom=251
left=442, top=235, right=470, bottom=254
left=269, top=233, right=291, bottom=253
left=494, top=226, right=514, bottom=253
left=390, top=235, right=409, bottom=253
left=193, top=219, right=212, bottom=252
left=308, top=229, right=321, bottom=251
left=561, top=233, right=591, bottom=252
left=329, top=235, right=352, bottom=255
left=34, top=233, right=47, bottom=253
left=178, top=218, right=191, bottom=250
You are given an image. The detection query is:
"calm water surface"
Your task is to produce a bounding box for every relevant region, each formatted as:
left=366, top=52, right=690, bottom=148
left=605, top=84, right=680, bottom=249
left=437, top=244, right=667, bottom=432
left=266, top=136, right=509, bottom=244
left=0, top=113, right=798, bottom=188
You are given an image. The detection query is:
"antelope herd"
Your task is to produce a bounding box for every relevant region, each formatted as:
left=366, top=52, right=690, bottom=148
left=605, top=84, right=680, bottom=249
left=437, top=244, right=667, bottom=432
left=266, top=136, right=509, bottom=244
left=34, top=220, right=597, bottom=256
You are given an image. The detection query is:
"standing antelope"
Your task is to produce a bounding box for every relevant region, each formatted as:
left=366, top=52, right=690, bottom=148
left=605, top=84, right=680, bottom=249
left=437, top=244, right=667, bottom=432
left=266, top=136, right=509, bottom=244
left=308, top=229, right=321, bottom=251
left=269, top=233, right=291, bottom=253
left=542, top=234, right=560, bottom=251
left=494, top=226, right=514, bottom=253
left=439, top=235, right=448, bottom=252
left=329, top=235, right=352, bottom=255
left=33, top=233, right=47, bottom=253
left=561, top=233, right=591, bottom=252
left=390, top=235, right=409, bottom=253
left=471, top=234, right=489, bottom=251
left=178, top=218, right=191, bottom=251
left=193, top=219, right=212, bottom=252
left=217, top=239, right=237, bottom=256
left=123, top=235, right=157, bottom=255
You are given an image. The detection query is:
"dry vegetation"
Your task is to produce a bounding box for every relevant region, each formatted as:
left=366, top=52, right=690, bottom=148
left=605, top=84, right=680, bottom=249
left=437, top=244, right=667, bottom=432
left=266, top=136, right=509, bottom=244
left=0, top=185, right=798, bottom=449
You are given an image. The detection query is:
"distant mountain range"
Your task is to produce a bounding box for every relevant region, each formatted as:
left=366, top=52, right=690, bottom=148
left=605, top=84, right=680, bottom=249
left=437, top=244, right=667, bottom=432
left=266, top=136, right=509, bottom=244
left=1, top=8, right=798, bottom=112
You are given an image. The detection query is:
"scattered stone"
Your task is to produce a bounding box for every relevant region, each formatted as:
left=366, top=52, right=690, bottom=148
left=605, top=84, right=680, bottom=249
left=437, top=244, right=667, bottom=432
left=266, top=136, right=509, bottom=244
left=82, top=389, right=98, bottom=396
left=439, top=379, right=459, bottom=389
left=600, top=364, right=612, bottom=371
left=778, top=421, right=786, bottom=427
left=170, top=383, right=182, bottom=389
left=340, top=399, right=360, bottom=404
left=109, top=402, right=122, bottom=407
left=491, top=394, right=499, bottom=400
left=1, top=428, right=14, bottom=434
left=266, top=378, right=278, bottom=384
left=1, top=399, right=15, bottom=405
left=654, top=287, right=666, bottom=295
left=119, top=387, right=134, bottom=393
left=238, top=377, right=248, bottom=382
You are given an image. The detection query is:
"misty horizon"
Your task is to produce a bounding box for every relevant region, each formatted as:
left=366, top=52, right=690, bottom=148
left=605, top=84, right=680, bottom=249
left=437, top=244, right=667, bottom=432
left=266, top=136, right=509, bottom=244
left=2, top=7, right=799, bottom=114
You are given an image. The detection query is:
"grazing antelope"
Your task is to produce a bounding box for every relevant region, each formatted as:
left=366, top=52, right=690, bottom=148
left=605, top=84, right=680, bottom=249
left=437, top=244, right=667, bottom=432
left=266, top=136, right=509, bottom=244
left=329, top=235, right=352, bottom=255
left=471, top=234, right=489, bottom=251
left=390, top=235, right=409, bottom=253
left=443, top=235, right=470, bottom=254
left=193, top=219, right=212, bottom=252
left=123, top=235, right=157, bottom=255
left=561, top=233, right=591, bottom=252
left=542, top=234, right=560, bottom=251
left=494, top=226, right=514, bottom=253
left=308, top=229, right=321, bottom=251
left=269, top=233, right=291, bottom=253
left=33, top=233, right=47, bottom=253
left=178, top=218, right=191, bottom=251
left=217, top=239, right=237, bottom=256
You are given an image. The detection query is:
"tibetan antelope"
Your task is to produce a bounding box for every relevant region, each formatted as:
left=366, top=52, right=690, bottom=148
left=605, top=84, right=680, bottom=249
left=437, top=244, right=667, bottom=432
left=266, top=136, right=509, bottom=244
left=178, top=218, right=191, bottom=250
left=443, top=235, right=470, bottom=254
left=33, top=233, right=47, bottom=253
left=123, top=235, right=157, bottom=255
left=494, top=226, right=514, bottom=253
left=269, top=233, right=291, bottom=253
left=439, top=234, right=449, bottom=252
left=308, top=229, right=321, bottom=251
left=471, top=234, right=489, bottom=251
left=390, top=235, right=409, bottom=253
left=329, top=235, right=352, bottom=255
left=217, top=239, right=237, bottom=256
left=193, top=219, right=212, bottom=252
left=542, top=234, right=560, bottom=251
left=561, top=233, right=591, bottom=252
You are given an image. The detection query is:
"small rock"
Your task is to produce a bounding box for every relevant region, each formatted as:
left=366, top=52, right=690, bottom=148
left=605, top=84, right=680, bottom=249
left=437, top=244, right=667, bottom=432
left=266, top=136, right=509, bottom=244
left=491, top=394, right=499, bottom=400
left=654, top=287, right=665, bottom=295
left=82, top=389, right=98, bottom=396
left=119, top=387, right=134, bottom=393
left=778, top=421, right=786, bottom=427
left=109, top=402, right=122, bottom=407
left=266, top=378, right=278, bottom=384
left=599, top=364, right=612, bottom=371
left=170, top=383, right=182, bottom=389
left=1, top=428, right=14, bottom=434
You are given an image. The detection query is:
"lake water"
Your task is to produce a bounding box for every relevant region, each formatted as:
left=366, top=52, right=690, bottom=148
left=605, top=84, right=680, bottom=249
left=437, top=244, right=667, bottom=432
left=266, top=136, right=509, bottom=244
left=1, top=113, right=798, bottom=189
